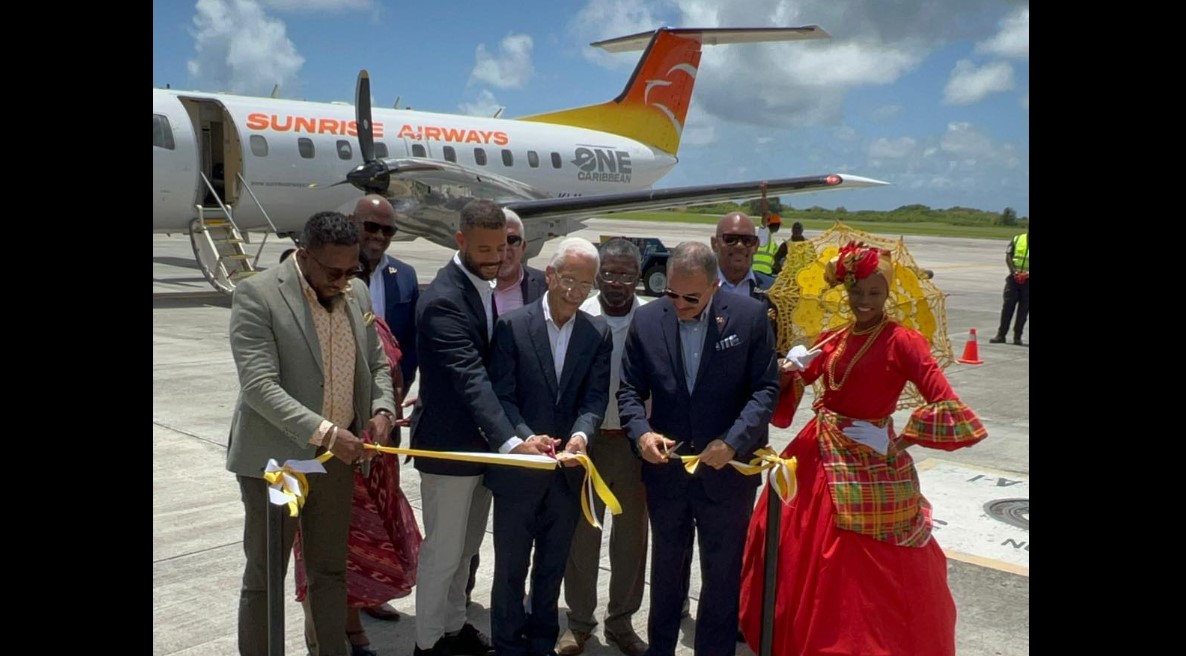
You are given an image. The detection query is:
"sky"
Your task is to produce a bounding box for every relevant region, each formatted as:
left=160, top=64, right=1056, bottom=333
left=152, top=0, right=1030, bottom=218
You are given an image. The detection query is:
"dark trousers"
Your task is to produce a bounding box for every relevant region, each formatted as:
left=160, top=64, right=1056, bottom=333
left=236, top=457, right=354, bottom=656
left=492, top=473, right=581, bottom=656
left=996, top=275, right=1030, bottom=339
left=644, top=478, right=753, bottom=656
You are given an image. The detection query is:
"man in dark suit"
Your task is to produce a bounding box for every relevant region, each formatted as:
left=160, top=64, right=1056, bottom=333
left=351, top=194, right=420, bottom=388
left=618, top=241, right=779, bottom=656
left=712, top=211, right=775, bottom=297
left=410, top=199, right=518, bottom=656
left=486, top=237, right=614, bottom=656
left=227, top=212, right=395, bottom=656
left=493, top=208, right=548, bottom=315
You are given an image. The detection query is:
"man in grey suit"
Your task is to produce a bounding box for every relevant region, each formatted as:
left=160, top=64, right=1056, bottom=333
left=487, top=237, right=613, bottom=656
left=226, top=211, right=397, bottom=656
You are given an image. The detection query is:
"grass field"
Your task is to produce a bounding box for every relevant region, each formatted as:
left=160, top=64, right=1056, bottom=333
left=612, top=211, right=1023, bottom=240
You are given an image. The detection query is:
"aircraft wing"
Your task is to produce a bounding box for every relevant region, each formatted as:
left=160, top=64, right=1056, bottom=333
left=502, top=174, right=888, bottom=222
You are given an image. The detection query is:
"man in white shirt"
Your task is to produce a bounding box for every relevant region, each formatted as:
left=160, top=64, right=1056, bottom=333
left=486, top=238, right=614, bottom=656
left=556, top=238, right=650, bottom=656
left=712, top=212, right=774, bottom=298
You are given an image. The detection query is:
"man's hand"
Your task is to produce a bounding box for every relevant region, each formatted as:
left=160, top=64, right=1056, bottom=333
left=330, top=427, right=372, bottom=465
left=393, top=395, right=416, bottom=427
left=1013, top=271, right=1029, bottom=284
left=639, top=431, right=675, bottom=464
left=781, top=344, right=821, bottom=373
left=698, top=439, right=736, bottom=470
left=561, top=434, right=587, bottom=467
left=366, top=413, right=396, bottom=447
left=511, top=435, right=560, bottom=457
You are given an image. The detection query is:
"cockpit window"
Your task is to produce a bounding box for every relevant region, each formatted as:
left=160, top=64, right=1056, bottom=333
left=153, top=114, right=175, bottom=150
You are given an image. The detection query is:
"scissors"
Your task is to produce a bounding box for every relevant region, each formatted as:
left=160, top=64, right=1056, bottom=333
left=661, top=441, right=685, bottom=460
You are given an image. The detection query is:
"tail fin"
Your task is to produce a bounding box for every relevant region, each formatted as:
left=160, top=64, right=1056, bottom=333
left=517, top=27, right=828, bottom=155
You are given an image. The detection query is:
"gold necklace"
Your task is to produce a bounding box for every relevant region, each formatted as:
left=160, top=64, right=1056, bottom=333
left=826, top=318, right=889, bottom=391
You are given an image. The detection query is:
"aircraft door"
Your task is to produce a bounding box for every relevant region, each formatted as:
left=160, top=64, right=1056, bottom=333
left=153, top=93, right=201, bottom=232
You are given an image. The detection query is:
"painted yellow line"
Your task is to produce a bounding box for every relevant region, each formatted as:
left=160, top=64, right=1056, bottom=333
left=915, top=457, right=1028, bottom=480
left=944, top=550, right=1029, bottom=577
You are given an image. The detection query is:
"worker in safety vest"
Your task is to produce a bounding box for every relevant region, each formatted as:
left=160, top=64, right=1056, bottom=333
left=989, top=229, right=1029, bottom=346
left=752, top=212, right=782, bottom=275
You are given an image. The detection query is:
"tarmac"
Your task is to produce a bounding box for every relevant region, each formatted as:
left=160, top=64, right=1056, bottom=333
left=153, top=218, right=1029, bottom=656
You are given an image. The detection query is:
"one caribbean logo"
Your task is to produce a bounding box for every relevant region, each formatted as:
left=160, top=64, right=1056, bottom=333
left=573, top=146, right=632, bottom=183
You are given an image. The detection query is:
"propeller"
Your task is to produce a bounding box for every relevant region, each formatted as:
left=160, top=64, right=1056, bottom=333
left=342, top=69, right=391, bottom=195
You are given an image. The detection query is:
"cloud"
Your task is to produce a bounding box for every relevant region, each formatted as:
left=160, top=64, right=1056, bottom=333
left=870, top=104, right=904, bottom=121
left=939, top=121, right=995, bottom=158
left=568, top=0, right=668, bottom=68
left=470, top=34, right=535, bottom=89
left=869, top=137, right=917, bottom=160
left=187, top=0, right=305, bottom=96
left=459, top=89, right=504, bottom=117
left=943, top=59, right=1014, bottom=105
left=1020, top=91, right=1029, bottom=109
left=976, top=6, right=1028, bottom=59
left=261, top=0, right=371, bottom=10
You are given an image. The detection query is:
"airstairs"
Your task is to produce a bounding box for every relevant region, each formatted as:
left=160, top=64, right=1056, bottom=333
left=188, top=172, right=277, bottom=294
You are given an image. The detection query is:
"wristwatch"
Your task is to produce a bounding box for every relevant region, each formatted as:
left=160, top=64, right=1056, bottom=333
left=375, top=409, right=395, bottom=423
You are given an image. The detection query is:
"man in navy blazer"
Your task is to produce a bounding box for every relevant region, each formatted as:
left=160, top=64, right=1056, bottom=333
left=486, top=237, right=613, bottom=656
left=409, top=199, right=516, bottom=656
left=351, top=194, right=420, bottom=388
left=494, top=208, right=548, bottom=316
left=618, top=241, right=779, bottom=656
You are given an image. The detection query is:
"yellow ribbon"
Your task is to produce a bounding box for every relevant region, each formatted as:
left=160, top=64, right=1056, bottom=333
left=677, top=447, right=798, bottom=504
left=365, top=445, right=622, bottom=528
left=261, top=452, right=333, bottom=517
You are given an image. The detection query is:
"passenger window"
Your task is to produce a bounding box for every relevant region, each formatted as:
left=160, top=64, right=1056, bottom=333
left=474, top=148, right=487, bottom=166
left=551, top=152, right=562, bottom=169
left=412, top=144, right=426, bottom=158
left=298, top=138, right=315, bottom=159
left=250, top=135, right=268, bottom=157
left=374, top=142, right=389, bottom=158
left=502, top=149, right=514, bottom=166
left=152, top=114, right=175, bottom=150
left=337, top=140, right=353, bottom=160
left=443, top=146, right=456, bottom=163
left=528, top=150, right=539, bottom=168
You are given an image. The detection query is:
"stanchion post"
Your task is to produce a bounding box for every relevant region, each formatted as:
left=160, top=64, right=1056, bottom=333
left=759, top=485, right=781, bottom=656
left=267, top=492, right=285, bottom=656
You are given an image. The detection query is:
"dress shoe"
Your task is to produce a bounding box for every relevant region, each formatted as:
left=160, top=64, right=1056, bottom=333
left=1013, top=337, right=1026, bottom=346
left=414, top=637, right=453, bottom=656
left=449, top=623, right=495, bottom=656
left=364, top=603, right=401, bottom=621
left=603, top=627, right=648, bottom=656
left=555, top=628, right=591, bottom=656
left=988, top=335, right=1006, bottom=344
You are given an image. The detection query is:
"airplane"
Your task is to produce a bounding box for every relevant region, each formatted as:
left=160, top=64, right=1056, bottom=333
left=152, top=26, right=888, bottom=293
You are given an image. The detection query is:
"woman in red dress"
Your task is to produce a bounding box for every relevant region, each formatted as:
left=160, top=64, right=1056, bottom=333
left=738, top=243, right=987, bottom=656
left=291, top=252, right=424, bottom=656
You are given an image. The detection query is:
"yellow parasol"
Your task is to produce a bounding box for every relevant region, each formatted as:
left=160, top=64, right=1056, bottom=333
left=765, top=221, right=954, bottom=409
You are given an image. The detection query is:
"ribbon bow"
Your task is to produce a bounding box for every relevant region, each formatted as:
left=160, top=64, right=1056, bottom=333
left=557, top=452, right=623, bottom=529
left=677, top=447, right=798, bottom=504
left=262, top=455, right=331, bottom=517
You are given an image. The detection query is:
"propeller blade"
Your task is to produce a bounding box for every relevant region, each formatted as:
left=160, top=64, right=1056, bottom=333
left=355, top=70, right=375, bottom=163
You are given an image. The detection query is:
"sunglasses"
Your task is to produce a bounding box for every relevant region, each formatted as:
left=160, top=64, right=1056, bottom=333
left=305, top=250, right=363, bottom=281
left=663, top=288, right=706, bottom=304
left=719, top=233, right=759, bottom=247
left=363, top=220, right=397, bottom=237
left=507, top=234, right=524, bottom=247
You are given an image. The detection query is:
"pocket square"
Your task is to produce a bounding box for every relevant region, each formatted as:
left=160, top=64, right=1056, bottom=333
left=715, top=334, right=742, bottom=351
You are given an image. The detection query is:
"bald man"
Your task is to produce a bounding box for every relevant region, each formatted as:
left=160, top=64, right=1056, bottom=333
left=710, top=212, right=775, bottom=299
left=351, top=194, right=421, bottom=388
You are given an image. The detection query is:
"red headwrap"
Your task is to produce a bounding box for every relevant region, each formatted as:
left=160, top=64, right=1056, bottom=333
left=825, top=242, right=894, bottom=288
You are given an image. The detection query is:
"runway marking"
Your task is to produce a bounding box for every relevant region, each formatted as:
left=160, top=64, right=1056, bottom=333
left=916, top=458, right=1029, bottom=576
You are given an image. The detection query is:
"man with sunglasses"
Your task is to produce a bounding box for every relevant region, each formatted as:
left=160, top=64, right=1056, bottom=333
left=618, top=241, right=779, bottom=656
left=226, top=211, right=396, bottom=656
left=351, top=194, right=421, bottom=392
left=711, top=212, right=775, bottom=299
left=493, top=208, right=548, bottom=316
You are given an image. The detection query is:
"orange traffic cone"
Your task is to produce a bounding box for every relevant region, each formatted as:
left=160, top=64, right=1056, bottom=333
left=957, top=328, right=984, bottom=365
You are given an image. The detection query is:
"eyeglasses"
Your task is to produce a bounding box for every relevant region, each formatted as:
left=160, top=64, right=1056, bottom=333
left=719, top=233, right=759, bottom=248
left=598, top=271, right=638, bottom=285
left=507, top=234, right=524, bottom=247
left=304, top=250, right=363, bottom=282
left=558, top=276, right=595, bottom=295
left=363, top=221, right=397, bottom=237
